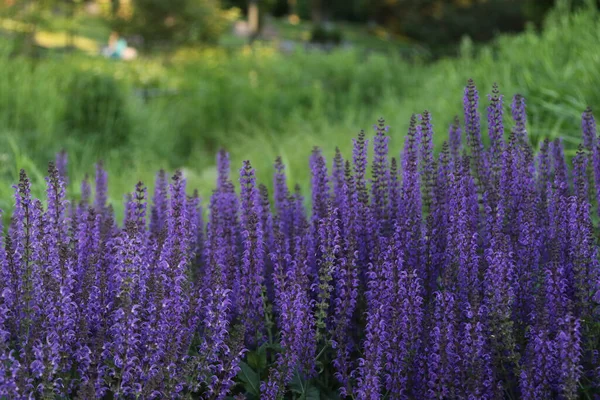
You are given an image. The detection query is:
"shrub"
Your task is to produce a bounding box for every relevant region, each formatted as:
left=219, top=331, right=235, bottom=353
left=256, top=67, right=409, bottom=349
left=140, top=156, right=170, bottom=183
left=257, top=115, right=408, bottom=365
left=0, top=81, right=599, bottom=399
left=63, top=71, right=132, bottom=147
left=310, top=24, right=343, bottom=45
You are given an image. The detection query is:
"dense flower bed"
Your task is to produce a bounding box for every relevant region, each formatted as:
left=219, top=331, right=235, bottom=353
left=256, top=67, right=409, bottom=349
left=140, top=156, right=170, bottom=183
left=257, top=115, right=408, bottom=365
left=0, top=81, right=599, bottom=399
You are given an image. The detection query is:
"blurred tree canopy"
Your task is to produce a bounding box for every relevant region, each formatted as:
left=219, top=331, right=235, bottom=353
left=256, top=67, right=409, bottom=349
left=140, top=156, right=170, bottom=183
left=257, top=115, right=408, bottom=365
left=235, top=0, right=588, bottom=53
left=113, top=0, right=229, bottom=47
left=2, top=0, right=598, bottom=53
left=310, top=0, right=556, bottom=51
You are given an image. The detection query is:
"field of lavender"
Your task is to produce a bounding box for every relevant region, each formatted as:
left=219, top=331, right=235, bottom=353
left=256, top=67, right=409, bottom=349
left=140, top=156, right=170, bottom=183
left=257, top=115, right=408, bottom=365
left=1, top=80, right=599, bottom=399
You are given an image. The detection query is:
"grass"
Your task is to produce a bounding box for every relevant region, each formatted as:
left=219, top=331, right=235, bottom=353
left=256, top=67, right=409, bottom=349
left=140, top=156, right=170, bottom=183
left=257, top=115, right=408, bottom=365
left=0, top=2, right=597, bottom=219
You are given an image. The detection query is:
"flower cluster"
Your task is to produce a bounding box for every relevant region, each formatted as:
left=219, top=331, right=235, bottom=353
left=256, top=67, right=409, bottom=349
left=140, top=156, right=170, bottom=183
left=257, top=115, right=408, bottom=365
left=0, top=81, right=599, bottom=399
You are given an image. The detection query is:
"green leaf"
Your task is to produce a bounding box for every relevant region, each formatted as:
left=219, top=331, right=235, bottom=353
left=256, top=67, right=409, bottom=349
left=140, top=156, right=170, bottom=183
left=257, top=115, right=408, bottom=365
left=289, top=372, right=320, bottom=400
left=304, top=385, right=320, bottom=400
left=318, top=387, right=340, bottom=400
left=246, top=346, right=267, bottom=373
left=237, top=361, right=260, bottom=396
left=289, top=371, right=304, bottom=395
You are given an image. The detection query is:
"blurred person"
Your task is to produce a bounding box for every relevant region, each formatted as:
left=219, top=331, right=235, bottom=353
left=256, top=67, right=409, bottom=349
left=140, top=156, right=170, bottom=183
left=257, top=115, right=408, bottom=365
left=101, top=31, right=137, bottom=60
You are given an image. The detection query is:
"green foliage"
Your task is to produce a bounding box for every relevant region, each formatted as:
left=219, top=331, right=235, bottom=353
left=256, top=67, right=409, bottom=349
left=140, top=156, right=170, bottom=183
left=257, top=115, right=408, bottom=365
left=0, top=0, right=83, bottom=33
left=288, top=0, right=556, bottom=52
left=141, top=46, right=407, bottom=165
left=405, top=0, right=531, bottom=55
left=1, top=0, right=56, bottom=23
left=63, top=71, right=132, bottom=147
left=238, top=361, right=261, bottom=397
left=237, top=341, right=281, bottom=399
left=289, top=372, right=321, bottom=399
left=0, top=3, right=598, bottom=222
left=121, top=0, right=229, bottom=46
left=310, top=24, right=342, bottom=44
left=236, top=343, right=339, bottom=399
left=0, top=51, right=63, bottom=134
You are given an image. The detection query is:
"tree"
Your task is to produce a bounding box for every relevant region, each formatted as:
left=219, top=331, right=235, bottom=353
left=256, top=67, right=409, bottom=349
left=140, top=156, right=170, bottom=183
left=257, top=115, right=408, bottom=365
left=120, top=0, right=228, bottom=47
left=248, top=0, right=259, bottom=38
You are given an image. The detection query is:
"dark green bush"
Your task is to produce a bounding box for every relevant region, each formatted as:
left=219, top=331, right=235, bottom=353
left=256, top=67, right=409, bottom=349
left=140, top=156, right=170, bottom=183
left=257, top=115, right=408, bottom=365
left=310, top=25, right=343, bottom=45
left=63, top=72, right=132, bottom=147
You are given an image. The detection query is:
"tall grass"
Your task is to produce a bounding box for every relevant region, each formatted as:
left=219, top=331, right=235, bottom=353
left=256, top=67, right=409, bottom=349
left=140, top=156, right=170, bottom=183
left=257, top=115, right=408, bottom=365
left=0, top=2, right=598, bottom=217
left=0, top=41, right=412, bottom=213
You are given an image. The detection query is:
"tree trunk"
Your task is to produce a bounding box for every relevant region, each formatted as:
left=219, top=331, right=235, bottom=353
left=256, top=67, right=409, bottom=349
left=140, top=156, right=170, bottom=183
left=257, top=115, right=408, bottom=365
left=248, top=0, right=260, bottom=37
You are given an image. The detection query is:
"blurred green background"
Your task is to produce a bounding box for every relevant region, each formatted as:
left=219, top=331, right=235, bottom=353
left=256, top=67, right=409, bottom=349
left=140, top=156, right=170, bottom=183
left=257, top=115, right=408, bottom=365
left=0, top=0, right=598, bottom=216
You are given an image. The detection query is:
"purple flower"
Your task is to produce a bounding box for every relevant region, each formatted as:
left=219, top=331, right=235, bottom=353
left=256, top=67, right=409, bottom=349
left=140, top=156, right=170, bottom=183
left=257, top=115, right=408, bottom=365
left=310, top=147, right=331, bottom=229
left=371, top=118, right=391, bottom=235
left=386, top=266, right=424, bottom=398
left=264, top=228, right=315, bottom=397
left=425, top=291, right=459, bottom=399
left=150, top=170, right=168, bottom=238
left=208, top=151, right=241, bottom=302
left=449, top=116, right=462, bottom=161
left=582, top=106, right=596, bottom=151
left=458, top=306, right=495, bottom=399
left=273, top=156, right=292, bottom=239
left=55, top=150, right=68, bottom=187
left=464, top=79, right=489, bottom=187
left=483, top=199, right=519, bottom=375
left=238, top=161, right=266, bottom=344
left=556, top=314, right=582, bottom=399
left=355, top=302, right=387, bottom=400
left=445, top=159, right=481, bottom=309
left=487, top=83, right=505, bottom=169
left=398, top=114, right=424, bottom=279
left=352, top=130, right=370, bottom=269
left=511, top=93, right=527, bottom=142
left=94, top=161, right=109, bottom=216
left=420, top=111, right=435, bottom=213
left=332, top=147, right=346, bottom=215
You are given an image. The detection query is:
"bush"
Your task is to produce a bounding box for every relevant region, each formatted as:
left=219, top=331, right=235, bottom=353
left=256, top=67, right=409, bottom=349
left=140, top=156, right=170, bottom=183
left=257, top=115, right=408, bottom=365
left=364, top=0, right=555, bottom=55
left=63, top=71, right=133, bottom=147
left=310, top=24, right=343, bottom=44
